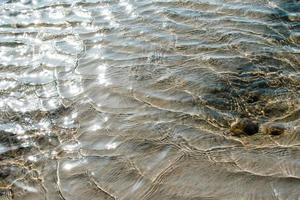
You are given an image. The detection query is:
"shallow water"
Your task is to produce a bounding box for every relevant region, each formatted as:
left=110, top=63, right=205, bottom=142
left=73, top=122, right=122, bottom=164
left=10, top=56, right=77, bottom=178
left=0, top=0, right=299, bottom=199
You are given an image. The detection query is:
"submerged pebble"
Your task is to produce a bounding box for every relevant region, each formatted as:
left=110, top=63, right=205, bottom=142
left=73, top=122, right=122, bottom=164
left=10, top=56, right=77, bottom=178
left=261, top=122, right=285, bottom=135
left=230, top=118, right=259, bottom=136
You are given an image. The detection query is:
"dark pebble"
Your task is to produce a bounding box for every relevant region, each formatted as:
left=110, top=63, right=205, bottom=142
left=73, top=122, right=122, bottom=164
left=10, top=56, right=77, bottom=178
left=246, top=91, right=260, bottom=103
left=230, top=118, right=259, bottom=136
left=261, top=122, right=285, bottom=135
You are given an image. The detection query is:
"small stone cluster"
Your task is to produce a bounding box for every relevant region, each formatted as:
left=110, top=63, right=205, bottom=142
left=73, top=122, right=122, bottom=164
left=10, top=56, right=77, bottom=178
left=229, top=118, right=286, bottom=136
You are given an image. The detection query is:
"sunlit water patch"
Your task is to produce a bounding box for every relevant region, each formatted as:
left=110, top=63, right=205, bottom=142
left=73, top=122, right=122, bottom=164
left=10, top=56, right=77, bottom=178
left=0, top=0, right=299, bottom=200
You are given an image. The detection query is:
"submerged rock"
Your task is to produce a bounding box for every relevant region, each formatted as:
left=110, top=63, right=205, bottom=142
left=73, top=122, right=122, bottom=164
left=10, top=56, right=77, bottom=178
left=230, top=118, right=259, bottom=136
left=261, top=122, right=285, bottom=136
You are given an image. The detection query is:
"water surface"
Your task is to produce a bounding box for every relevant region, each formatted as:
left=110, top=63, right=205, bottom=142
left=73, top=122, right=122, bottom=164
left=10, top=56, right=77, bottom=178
left=0, top=0, right=300, bottom=199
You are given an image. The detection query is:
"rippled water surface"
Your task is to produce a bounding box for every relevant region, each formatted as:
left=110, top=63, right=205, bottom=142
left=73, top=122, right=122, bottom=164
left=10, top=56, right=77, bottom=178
left=0, top=0, right=300, bottom=199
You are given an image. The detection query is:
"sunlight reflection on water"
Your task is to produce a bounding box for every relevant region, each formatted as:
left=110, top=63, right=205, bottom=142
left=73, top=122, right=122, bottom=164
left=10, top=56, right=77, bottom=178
left=0, top=0, right=299, bottom=199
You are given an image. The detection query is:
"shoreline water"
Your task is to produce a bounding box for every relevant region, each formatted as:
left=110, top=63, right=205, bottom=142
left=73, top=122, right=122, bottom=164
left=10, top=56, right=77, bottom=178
left=0, top=0, right=299, bottom=199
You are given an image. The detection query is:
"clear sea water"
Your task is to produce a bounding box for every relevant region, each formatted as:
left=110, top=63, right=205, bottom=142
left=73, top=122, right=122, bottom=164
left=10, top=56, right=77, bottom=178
left=0, top=0, right=299, bottom=199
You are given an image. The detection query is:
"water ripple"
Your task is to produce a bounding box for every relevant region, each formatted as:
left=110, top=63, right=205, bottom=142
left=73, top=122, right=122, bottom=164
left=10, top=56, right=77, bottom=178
left=0, top=0, right=299, bottom=199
